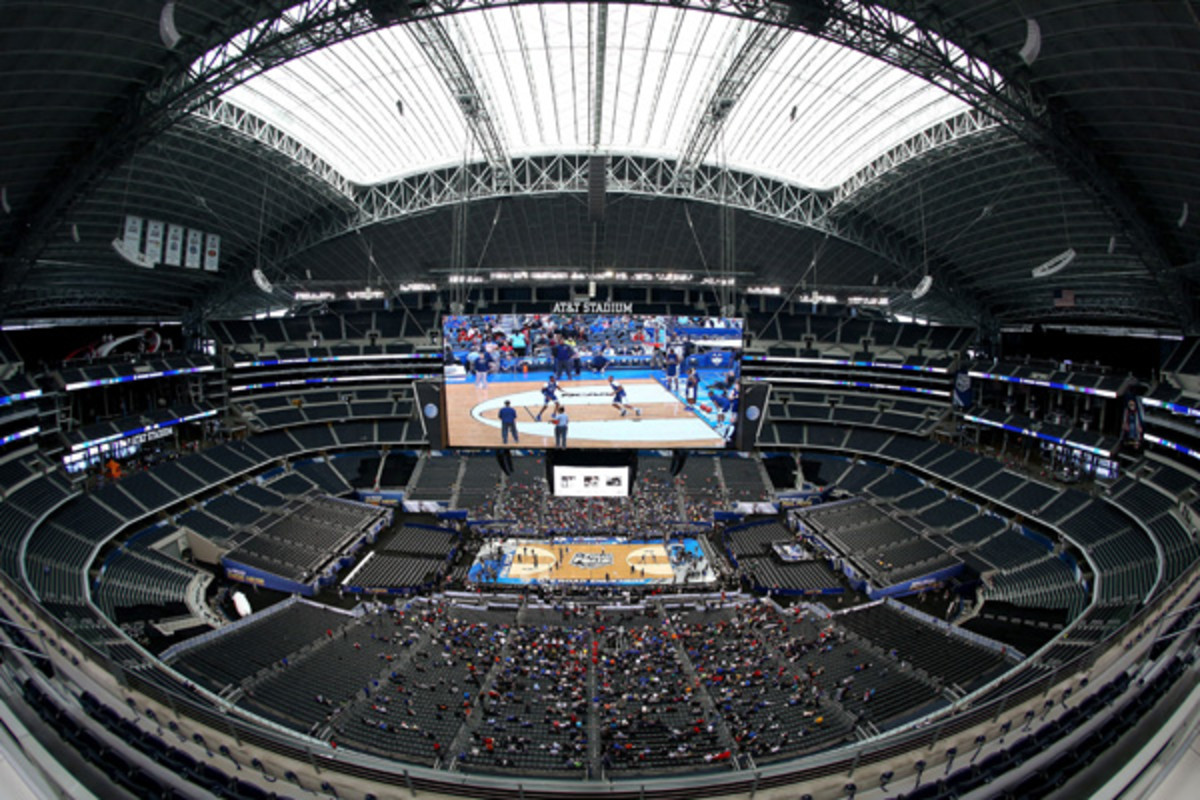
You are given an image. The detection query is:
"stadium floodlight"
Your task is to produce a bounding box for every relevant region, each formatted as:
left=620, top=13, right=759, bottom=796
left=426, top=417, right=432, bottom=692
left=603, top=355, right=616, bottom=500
left=1018, top=18, right=1042, bottom=66
left=159, top=2, right=181, bottom=49
left=911, top=274, right=933, bottom=300
left=1031, top=248, right=1076, bottom=278
left=252, top=267, right=273, bottom=293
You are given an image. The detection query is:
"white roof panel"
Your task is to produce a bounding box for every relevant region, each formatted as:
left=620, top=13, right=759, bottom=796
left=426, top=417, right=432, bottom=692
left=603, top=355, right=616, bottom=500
left=217, top=3, right=977, bottom=189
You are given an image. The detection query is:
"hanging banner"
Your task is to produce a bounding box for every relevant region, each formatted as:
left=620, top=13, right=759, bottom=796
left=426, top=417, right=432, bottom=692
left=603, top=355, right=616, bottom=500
left=122, top=215, right=143, bottom=254
left=164, top=224, right=184, bottom=266
left=203, top=233, right=220, bottom=272
left=185, top=229, right=203, bottom=269
left=144, top=220, right=165, bottom=266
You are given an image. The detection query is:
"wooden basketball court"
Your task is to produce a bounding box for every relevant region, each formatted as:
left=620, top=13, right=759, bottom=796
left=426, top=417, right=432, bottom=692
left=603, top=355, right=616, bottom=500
left=506, top=542, right=676, bottom=578
left=504, top=539, right=674, bottom=582
left=467, top=536, right=716, bottom=586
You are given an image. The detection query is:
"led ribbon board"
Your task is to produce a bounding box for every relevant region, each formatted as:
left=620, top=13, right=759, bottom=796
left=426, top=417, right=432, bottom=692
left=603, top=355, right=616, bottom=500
left=964, top=413, right=1112, bottom=457
left=743, top=355, right=950, bottom=374
left=1141, top=397, right=1200, bottom=419
left=230, top=373, right=440, bottom=392
left=232, top=353, right=441, bottom=368
left=0, top=425, right=39, bottom=446
left=1143, top=433, right=1200, bottom=463
left=743, top=376, right=949, bottom=398
left=967, top=371, right=1117, bottom=399
left=65, top=364, right=215, bottom=391
left=69, top=409, right=217, bottom=452
left=0, top=389, right=43, bottom=407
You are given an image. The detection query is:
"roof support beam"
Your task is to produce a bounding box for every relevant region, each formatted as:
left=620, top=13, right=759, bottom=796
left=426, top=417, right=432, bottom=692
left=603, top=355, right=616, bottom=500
left=6, top=0, right=370, bottom=270
left=993, top=300, right=1180, bottom=327
left=6, top=0, right=1187, bottom=329
left=829, top=108, right=997, bottom=208
left=591, top=2, right=608, bottom=149
left=407, top=17, right=511, bottom=176
left=246, top=152, right=984, bottom=323
left=677, top=17, right=788, bottom=176
left=189, top=98, right=360, bottom=205
left=815, top=0, right=1192, bottom=329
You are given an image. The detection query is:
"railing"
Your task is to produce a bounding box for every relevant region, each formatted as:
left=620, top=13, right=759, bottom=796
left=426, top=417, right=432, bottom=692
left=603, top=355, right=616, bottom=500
left=2, top=422, right=1199, bottom=797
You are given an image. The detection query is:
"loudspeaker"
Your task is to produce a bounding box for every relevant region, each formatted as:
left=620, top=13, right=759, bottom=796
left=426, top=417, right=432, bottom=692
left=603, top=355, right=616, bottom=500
left=496, top=449, right=513, bottom=476
left=587, top=155, right=607, bottom=222
left=669, top=450, right=688, bottom=477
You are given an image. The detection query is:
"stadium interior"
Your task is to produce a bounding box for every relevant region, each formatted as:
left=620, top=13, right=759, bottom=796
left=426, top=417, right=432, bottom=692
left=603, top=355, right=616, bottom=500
left=1, top=2, right=1200, bottom=800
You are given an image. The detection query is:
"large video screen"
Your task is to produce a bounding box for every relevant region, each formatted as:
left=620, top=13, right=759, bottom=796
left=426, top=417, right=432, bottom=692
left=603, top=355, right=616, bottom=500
left=442, top=312, right=744, bottom=449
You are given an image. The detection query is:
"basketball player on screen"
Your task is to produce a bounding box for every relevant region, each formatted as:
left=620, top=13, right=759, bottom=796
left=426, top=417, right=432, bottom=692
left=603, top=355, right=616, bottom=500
left=664, top=347, right=680, bottom=393
left=684, top=368, right=700, bottom=408
left=608, top=375, right=641, bottom=417
left=536, top=375, right=559, bottom=422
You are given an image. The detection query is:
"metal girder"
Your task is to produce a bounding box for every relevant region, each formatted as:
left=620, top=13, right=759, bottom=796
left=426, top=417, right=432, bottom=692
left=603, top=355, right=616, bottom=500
left=7, top=0, right=371, bottom=268
left=677, top=14, right=789, bottom=176
left=250, top=151, right=984, bottom=322
left=829, top=108, right=997, bottom=208
left=407, top=16, right=511, bottom=174
left=860, top=0, right=1192, bottom=330
left=2, top=285, right=199, bottom=316
left=827, top=210, right=985, bottom=326
left=259, top=154, right=829, bottom=266
left=993, top=300, right=1179, bottom=327
left=591, top=2, right=608, bottom=150
left=3, top=0, right=1026, bottom=271
left=7, top=0, right=1185, bottom=329
left=190, top=98, right=359, bottom=204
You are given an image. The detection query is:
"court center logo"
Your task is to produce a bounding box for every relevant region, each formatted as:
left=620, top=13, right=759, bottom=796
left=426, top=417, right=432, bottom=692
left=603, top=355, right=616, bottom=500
left=570, top=552, right=614, bottom=570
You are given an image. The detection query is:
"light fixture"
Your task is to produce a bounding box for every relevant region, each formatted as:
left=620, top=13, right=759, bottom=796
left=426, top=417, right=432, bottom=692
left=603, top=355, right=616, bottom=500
left=71, top=224, right=80, bottom=242
left=159, top=2, right=181, bottom=49
left=1031, top=248, right=1076, bottom=278
left=0, top=185, right=9, bottom=214
left=1180, top=202, right=1189, bottom=229
left=252, top=267, right=273, bottom=293
left=911, top=274, right=933, bottom=300
left=1018, top=18, right=1041, bottom=66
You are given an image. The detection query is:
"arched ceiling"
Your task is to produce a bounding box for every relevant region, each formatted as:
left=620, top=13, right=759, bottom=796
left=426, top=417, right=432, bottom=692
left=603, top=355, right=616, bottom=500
left=0, top=1, right=1197, bottom=330
left=221, top=2, right=973, bottom=188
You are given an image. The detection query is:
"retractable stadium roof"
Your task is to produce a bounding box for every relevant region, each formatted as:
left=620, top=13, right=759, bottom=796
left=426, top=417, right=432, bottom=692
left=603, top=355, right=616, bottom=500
left=0, top=1, right=1196, bottom=329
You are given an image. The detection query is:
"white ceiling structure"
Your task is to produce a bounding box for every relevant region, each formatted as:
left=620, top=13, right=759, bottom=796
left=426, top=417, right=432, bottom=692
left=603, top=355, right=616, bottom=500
left=221, top=2, right=975, bottom=189
left=4, top=0, right=1196, bottom=327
